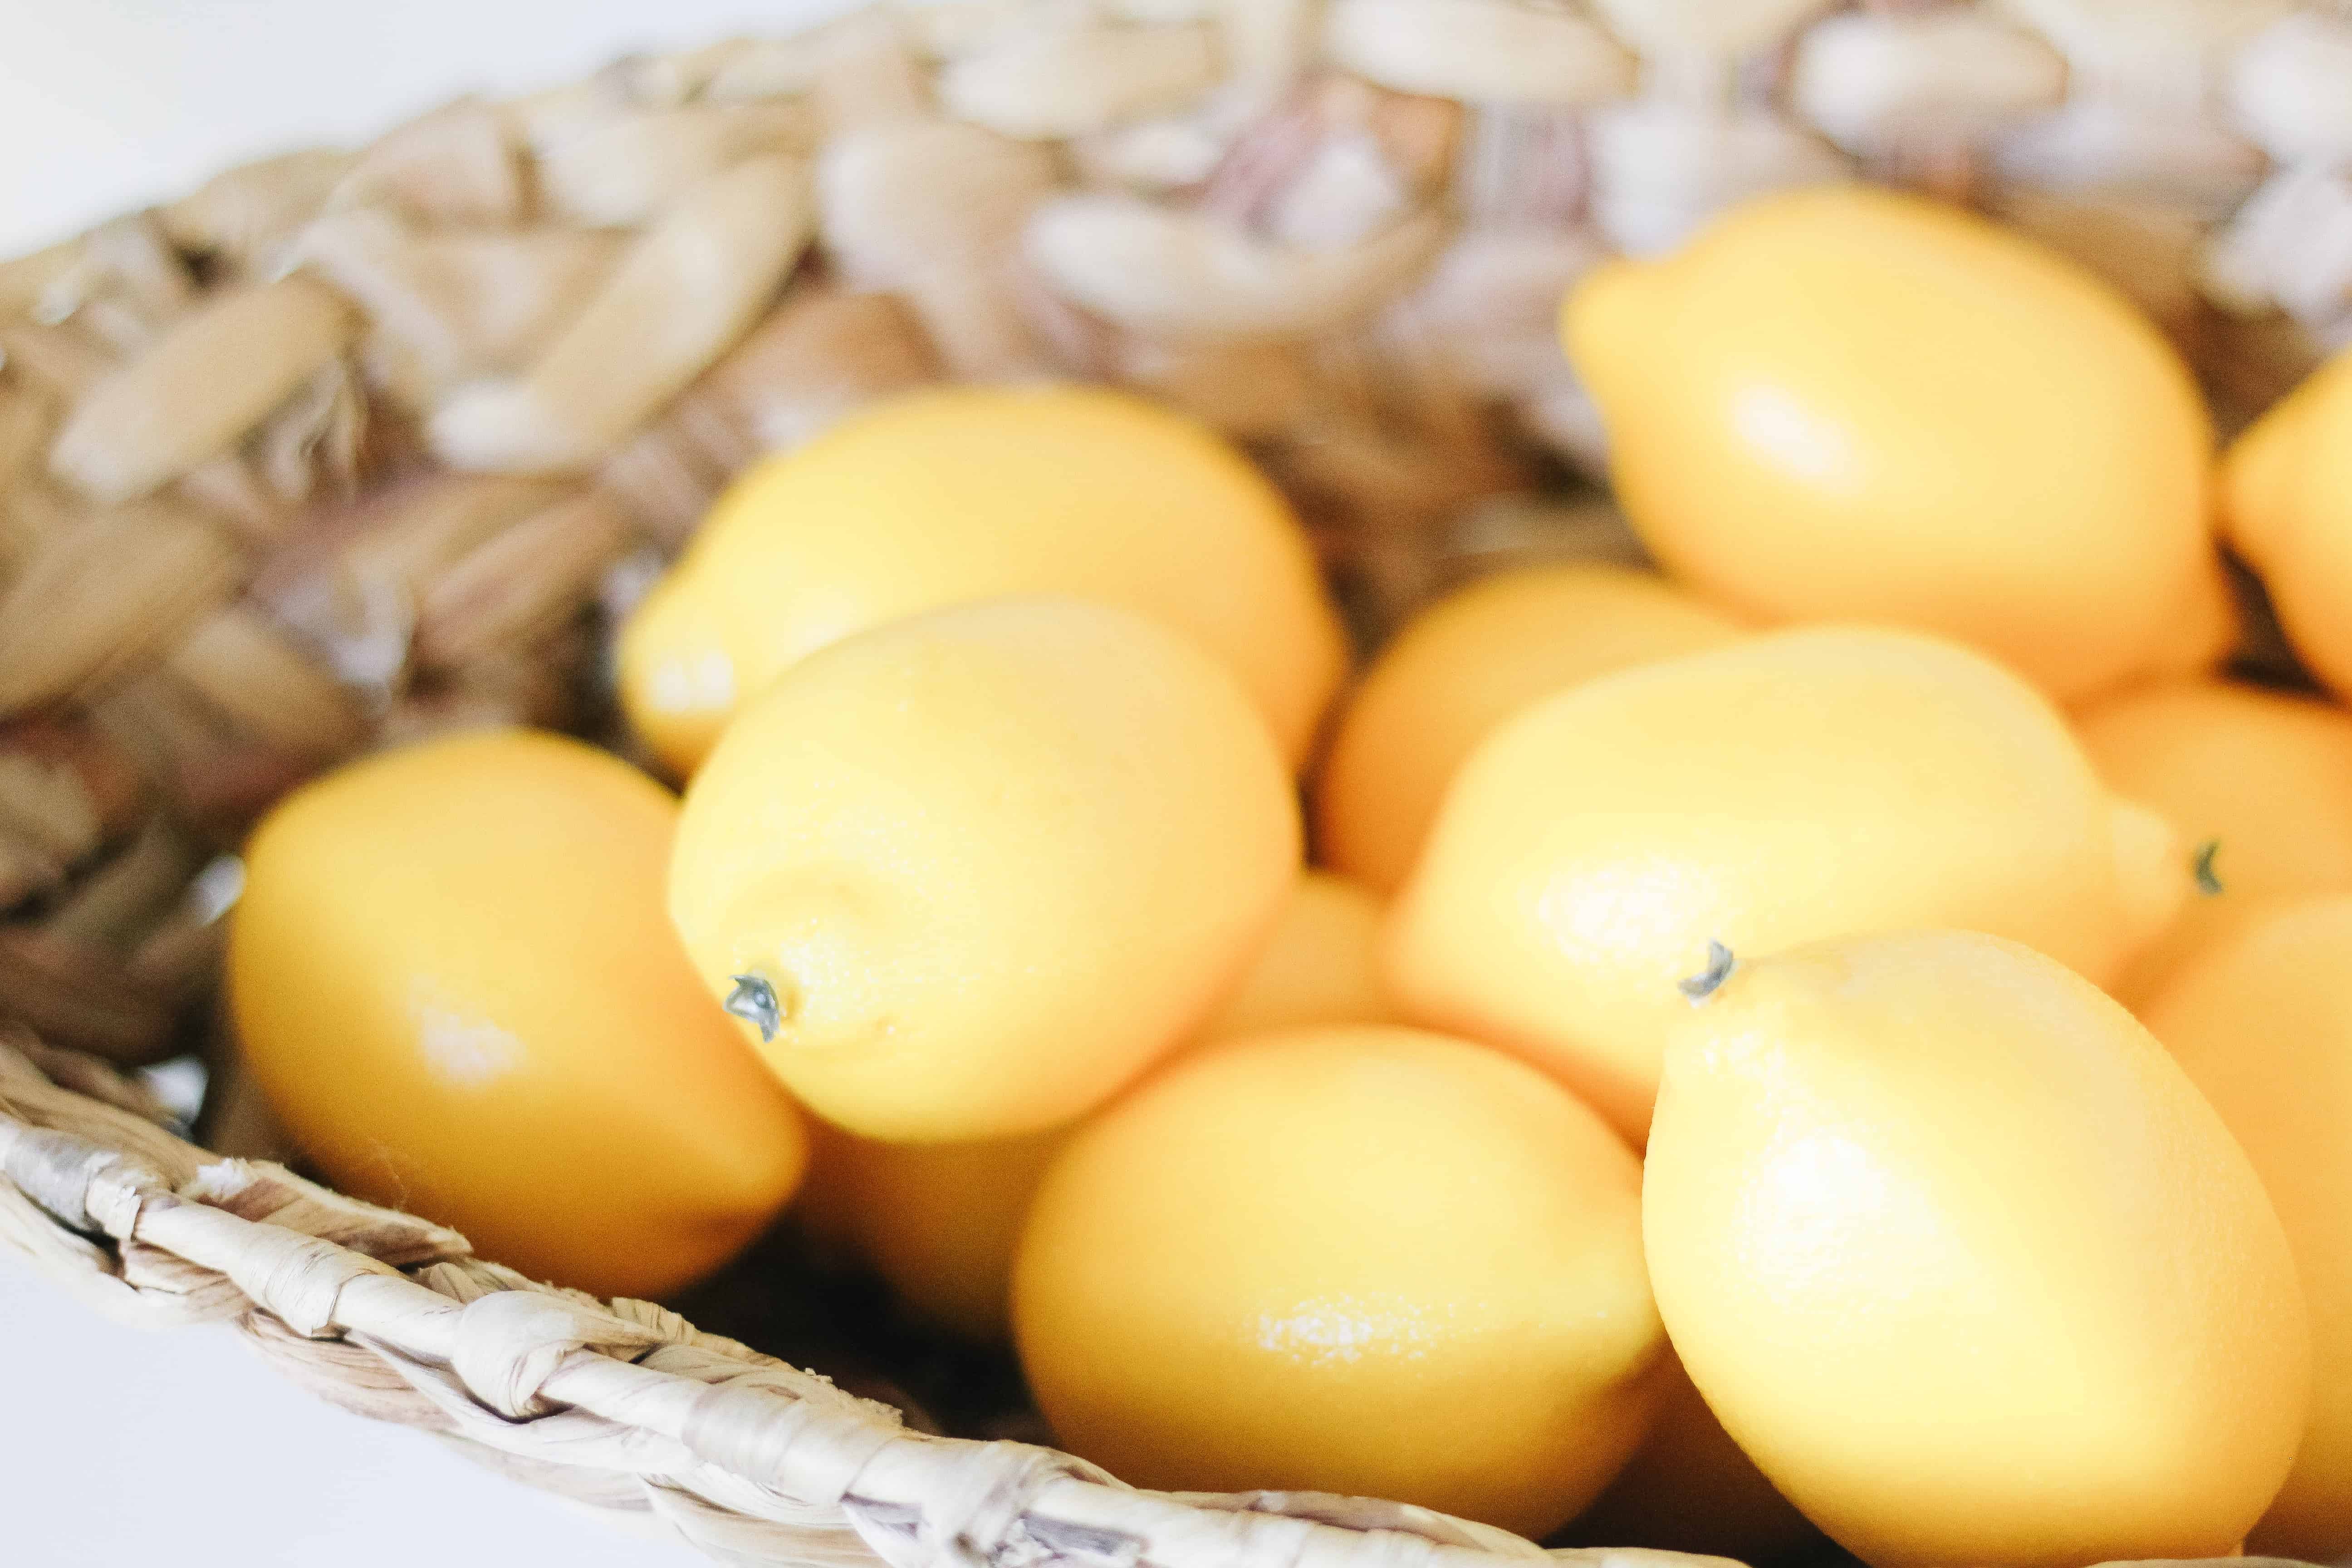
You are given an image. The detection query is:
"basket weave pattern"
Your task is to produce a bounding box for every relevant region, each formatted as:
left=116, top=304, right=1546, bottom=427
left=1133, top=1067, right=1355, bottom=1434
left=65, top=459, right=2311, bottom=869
left=2, top=2, right=2349, bottom=1563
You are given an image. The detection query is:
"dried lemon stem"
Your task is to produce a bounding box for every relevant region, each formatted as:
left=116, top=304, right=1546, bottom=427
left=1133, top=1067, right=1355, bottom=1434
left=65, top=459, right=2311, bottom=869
left=2193, top=838, right=2225, bottom=897
left=725, top=973, right=786, bottom=1042
left=1679, top=940, right=1735, bottom=1003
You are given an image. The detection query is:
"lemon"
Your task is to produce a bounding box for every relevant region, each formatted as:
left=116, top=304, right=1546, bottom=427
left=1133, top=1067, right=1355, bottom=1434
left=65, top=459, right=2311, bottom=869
left=1385, top=625, right=2184, bottom=1143
left=617, top=384, right=1347, bottom=776
left=798, top=1124, right=1063, bottom=1343
left=795, top=868, right=1390, bottom=1340
left=1562, top=185, right=2228, bottom=702
left=1568, top=1350, right=1820, bottom=1565
left=2226, top=347, right=2352, bottom=701
left=2075, top=676, right=2352, bottom=1001
left=229, top=730, right=807, bottom=1299
left=1196, top=869, right=1391, bottom=1039
left=2142, top=895, right=2352, bottom=1559
left=1646, top=929, right=2309, bottom=1568
left=1013, top=1024, right=1661, bottom=1539
left=1315, top=564, right=1744, bottom=893
left=670, top=596, right=1298, bottom=1142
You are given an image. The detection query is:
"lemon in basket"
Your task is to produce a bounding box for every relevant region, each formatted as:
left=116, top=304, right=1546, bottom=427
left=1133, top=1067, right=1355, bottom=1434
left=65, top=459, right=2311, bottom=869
left=2226, top=345, right=2352, bottom=701
left=1646, top=929, right=2309, bottom=1568
left=1562, top=184, right=2230, bottom=704
left=228, top=729, right=808, bottom=1300
left=798, top=868, right=1392, bottom=1340
left=1384, top=625, right=2186, bottom=1144
left=1013, top=1024, right=1660, bottom=1539
left=617, top=383, right=1346, bottom=779
left=670, top=595, right=1298, bottom=1143
left=1567, top=1349, right=1820, bottom=1565
left=2074, top=675, right=2352, bottom=1003
left=797, top=1122, right=1064, bottom=1344
left=2141, top=895, right=2352, bottom=1560
left=1314, top=563, right=1746, bottom=894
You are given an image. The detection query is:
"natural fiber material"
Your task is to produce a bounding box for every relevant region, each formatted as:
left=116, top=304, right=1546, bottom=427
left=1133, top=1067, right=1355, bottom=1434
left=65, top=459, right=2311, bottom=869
left=1, top=3, right=2349, bottom=1563
left=0, top=1024, right=1697, bottom=1568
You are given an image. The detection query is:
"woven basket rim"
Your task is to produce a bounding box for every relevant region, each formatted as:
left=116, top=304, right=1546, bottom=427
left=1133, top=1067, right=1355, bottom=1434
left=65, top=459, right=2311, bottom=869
left=0, top=1029, right=1675, bottom=1568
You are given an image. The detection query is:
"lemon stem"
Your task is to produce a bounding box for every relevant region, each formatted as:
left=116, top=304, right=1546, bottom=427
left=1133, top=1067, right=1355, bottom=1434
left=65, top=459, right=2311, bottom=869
left=725, top=973, right=785, bottom=1042
left=2193, top=839, right=2225, bottom=898
left=1679, top=940, right=1736, bottom=1004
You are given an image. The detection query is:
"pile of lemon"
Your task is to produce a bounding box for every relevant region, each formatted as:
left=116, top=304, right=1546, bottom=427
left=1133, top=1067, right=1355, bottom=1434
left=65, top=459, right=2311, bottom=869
left=227, top=186, right=2352, bottom=1568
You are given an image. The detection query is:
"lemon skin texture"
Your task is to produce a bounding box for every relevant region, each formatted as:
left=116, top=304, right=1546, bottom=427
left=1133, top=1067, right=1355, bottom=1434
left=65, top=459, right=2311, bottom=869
left=1014, top=1024, right=1662, bottom=1540
left=1645, top=929, right=2310, bottom=1568
left=1316, top=564, right=1745, bottom=893
left=617, top=384, right=1347, bottom=777
left=794, top=868, right=1390, bottom=1341
left=2142, top=895, right=2352, bottom=1560
left=2075, top=676, right=2352, bottom=1003
left=1562, top=184, right=2227, bottom=703
left=2227, top=348, right=2352, bottom=701
left=1385, top=625, right=2185, bottom=1144
left=228, top=729, right=808, bottom=1300
left=670, top=596, right=1300, bottom=1143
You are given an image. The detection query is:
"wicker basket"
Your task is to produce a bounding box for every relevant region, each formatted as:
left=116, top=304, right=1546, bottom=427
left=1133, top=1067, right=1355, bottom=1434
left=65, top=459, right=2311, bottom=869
left=4, top=2, right=2350, bottom=1564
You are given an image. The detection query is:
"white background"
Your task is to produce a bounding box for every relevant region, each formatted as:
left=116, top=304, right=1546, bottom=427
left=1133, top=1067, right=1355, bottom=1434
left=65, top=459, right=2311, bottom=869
left=0, top=3, right=855, bottom=1563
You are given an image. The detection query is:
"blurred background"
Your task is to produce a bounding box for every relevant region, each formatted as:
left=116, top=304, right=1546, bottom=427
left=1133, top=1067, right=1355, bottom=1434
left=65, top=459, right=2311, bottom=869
left=0, top=0, right=863, bottom=254
left=0, top=8, right=854, bottom=1563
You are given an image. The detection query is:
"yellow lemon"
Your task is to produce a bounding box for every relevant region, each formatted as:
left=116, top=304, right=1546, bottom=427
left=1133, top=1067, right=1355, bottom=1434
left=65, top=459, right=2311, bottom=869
left=1315, top=564, right=1746, bottom=893
left=1196, top=869, right=1392, bottom=1039
left=617, top=384, right=1346, bottom=777
left=2141, top=895, right=2352, bottom=1559
left=1646, top=929, right=2309, bottom=1568
left=1562, top=184, right=2227, bottom=703
left=2075, top=676, right=2352, bottom=1001
left=228, top=730, right=807, bottom=1300
left=1013, top=1024, right=1661, bottom=1539
left=1568, top=1350, right=1820, bottom=1565
left=2226, top=347, right=2352, bottom=700
left=670, top=596, right=1298, bottom=1142
left=799, top=869, right=1392, bottom=1341
left=798, top=1124, right=1063, bottom=1343
left=1386, top=626, right=2184, bottom=1143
